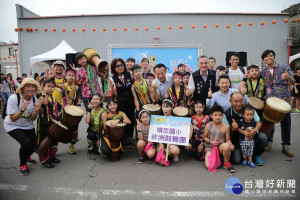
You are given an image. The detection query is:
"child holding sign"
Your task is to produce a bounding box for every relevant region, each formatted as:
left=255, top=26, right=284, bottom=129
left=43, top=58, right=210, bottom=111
left=156, top=99, right=180, bottom=165
left=187, top=100, right=210, bottom=161
left=203, top=105, right=235, bottom=173
left=136, top=110, right=156, bottom=163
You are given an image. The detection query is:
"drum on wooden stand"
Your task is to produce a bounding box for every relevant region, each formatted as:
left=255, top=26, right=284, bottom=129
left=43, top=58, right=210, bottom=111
left=248, top=97, right=264, bottom=116
left=172, top=106, right=189, bottom=117
left=83, top=48, right=108, bottom=71
left=260, top=97, right=291, bottom=138
left=62, top=105, right=85, bottom=128
left=35, top=119, right=68, bottom=156
left=106, top=120, right=126, bottom=162
left=143, top=104, right=161, bottom=115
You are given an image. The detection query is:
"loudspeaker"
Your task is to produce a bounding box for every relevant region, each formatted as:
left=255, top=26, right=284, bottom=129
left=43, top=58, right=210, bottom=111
left=66, top=53, right=81, bottom=69
left=225, top=51, right=236, bottom=66
left=237, top=52, right=247, bottom=67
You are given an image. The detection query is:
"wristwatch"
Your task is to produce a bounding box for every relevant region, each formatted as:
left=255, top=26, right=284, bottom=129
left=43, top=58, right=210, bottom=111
left=20, top=109, right=25, bottom=113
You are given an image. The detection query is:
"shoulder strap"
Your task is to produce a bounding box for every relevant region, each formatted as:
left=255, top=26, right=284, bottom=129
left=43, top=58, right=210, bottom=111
left=17, top=93, right=21, bottom=107
left=239, top=66, right=245, bottom=74
left=225, top=68, right=229, bottom=74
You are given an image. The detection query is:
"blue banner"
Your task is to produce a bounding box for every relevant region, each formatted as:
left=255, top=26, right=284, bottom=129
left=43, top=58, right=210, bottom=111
left=112, top=48, right=199, bottom=73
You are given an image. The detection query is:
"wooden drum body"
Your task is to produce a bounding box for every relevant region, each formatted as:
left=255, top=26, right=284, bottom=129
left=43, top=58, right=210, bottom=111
left=47, top=119, right=68, bottom=140
left=63, top=105, right=85, bottom=128
left=83, top=48, right=108, bottom=71
left=143, top=104, right=161, bottom=115
left=173, top=106, right=189, bottom=117
left=106, top=121, right=126, bottom=162
left=263, top=97, right=291, bottom=124
left=260, top=97, right=291, bottom=139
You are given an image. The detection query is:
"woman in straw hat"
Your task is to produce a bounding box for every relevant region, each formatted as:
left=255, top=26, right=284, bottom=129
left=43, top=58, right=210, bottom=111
left=3, top=77, right=43, bottom=176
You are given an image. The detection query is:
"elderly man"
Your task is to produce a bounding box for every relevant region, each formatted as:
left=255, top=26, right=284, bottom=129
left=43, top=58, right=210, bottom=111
left=186, top=55, right=217, bottom=103
left=152, top=63, right=173, bottom=104
left=222, top=92, right=268, bottom=166
left=260, top=50, right=295, bottom=157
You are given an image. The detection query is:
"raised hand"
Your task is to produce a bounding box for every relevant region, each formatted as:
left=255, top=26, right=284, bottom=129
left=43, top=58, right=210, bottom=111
left=109, top=79, right=114, bottom=90
left=69, top=64, right=77, bottom=72
left=136, top=119, right=142, bottom=130
left=243, top=71, right=250, bottom=79
left=49, top=70, right=55, bottom=79
left=281, top=70, right=290, bottom=81
left=240, top=86, right=247, bottom=95
left=151, top=83, right=158, bottom=90
left=21, top=96, right=30, bottom=111
left=231, top=119, right=238, bottom=130
left=208, top=88, right=213, bottom=98
left=87, top=101, right=93, bottom=109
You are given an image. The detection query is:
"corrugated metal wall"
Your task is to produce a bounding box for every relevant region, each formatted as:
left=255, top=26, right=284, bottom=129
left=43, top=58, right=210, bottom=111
left=18, top=13, right=289, bottom=74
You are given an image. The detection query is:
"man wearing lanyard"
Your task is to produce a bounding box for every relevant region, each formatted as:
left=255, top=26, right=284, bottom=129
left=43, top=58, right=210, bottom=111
left=186, top=55, right=217, bottom=103
left=260, top=50, right=295, bottom=157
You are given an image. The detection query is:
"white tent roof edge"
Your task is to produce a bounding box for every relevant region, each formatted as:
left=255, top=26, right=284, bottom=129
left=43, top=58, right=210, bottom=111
left=29, top=40, right=77, bottom=65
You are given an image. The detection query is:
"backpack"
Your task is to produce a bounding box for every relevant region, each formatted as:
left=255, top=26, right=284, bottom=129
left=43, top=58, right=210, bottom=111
left=225, top=66, right=246, bottom=75
left=2, top=93, right=36, bottom=119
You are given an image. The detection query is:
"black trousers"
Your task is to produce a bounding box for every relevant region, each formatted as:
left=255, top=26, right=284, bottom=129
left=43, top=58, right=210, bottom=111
left=8, top=129, right=37, bottom=166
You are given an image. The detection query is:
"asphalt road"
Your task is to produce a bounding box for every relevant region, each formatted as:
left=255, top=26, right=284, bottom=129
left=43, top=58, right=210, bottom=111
left=0, top=113, right=299, bottom=200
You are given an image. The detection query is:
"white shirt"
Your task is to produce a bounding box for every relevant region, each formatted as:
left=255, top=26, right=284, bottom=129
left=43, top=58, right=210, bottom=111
left=227, top=67, right=247, bottom=89
left=187, top=70, right=218, bottom=91
left=152, top=74, right=173, bottom=100
left=3, top=94, right=37, bottom=132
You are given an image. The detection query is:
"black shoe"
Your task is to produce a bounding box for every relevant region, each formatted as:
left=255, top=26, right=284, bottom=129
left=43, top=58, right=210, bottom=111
left=26, top=157, right=37, bottom=165
left=42, top=160, right=55, bottom=168
left=50, top=157, right=61, bottom=163
left=20, top=165, right=29, bottom=176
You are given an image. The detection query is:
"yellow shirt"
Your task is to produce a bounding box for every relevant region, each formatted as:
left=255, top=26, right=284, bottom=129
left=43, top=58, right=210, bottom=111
left=52, top=76, right=64, bottom=105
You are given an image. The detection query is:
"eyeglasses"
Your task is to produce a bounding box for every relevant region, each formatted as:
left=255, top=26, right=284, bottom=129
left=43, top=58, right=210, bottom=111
left=115, top=64, right=124, bottom=68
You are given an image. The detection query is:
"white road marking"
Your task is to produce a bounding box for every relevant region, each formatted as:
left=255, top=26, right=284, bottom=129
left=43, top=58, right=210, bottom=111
left=0, top=184, right=295, bottom=198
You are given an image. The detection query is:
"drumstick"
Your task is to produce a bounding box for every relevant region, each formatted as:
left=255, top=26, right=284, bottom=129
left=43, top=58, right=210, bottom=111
left=209, top=80, right=212, bottom=90
left=165, top=144, right=170, bottom=161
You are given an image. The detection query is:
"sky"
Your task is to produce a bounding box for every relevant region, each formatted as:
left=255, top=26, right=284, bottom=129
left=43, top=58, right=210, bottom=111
left=0, top=0, right=299, bottom=43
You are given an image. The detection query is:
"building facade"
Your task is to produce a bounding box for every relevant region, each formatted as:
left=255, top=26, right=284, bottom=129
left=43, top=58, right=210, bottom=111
left=16, top=4, right=291, bottom=75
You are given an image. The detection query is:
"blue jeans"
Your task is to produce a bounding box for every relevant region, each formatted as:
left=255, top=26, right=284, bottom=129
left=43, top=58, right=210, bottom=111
left=82, top=97, right=92, bottom=113
left=269, top=112, right=291, bottom=145
left=0, top=92, right=11, bottom=106
left=230, top=132, right=268, bottom=165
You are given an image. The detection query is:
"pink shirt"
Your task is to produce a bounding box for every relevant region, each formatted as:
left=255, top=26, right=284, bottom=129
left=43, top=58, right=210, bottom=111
left=76, top=65, right=102, bottom=98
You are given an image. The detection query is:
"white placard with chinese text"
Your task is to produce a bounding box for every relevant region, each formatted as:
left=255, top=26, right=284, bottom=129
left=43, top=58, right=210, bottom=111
left=148, top=115, right=190, bottom=146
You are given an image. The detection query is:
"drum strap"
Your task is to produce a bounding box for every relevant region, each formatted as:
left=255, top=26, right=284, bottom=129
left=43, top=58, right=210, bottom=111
left=64, top=84, right=76, bottom=105
left=169, top=84, right=185, bottom=107
left=103, top=136, right=124, bottom=152
left=134, top=80, right=149, bottom=105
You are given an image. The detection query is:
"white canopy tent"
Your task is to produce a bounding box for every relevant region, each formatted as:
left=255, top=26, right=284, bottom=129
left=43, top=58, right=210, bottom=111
left=289, top=53, right=300, bottom=64
left=30, top=40, right=77, bottom=65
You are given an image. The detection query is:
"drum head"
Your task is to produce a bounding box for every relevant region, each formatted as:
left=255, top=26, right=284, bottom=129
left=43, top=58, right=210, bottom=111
left=248, top=97, right=264, bottom=110
left=51, top=119, right=68, bottom=130
left=64, top=105, right=85, bottom=116
left=173, top=107, right=188, bottom=116
left=266, top=97, right=291, bottom=113
left=106, top=120, right=126, bottom=127
left=143, top=104, right=160, bottom=111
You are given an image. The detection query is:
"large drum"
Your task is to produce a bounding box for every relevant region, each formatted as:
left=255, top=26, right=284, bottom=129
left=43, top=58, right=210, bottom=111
left=263, top=97, right=291, bottom=124
left=248, top=97, right=264, bottom=116
left=35, top=136, right=53, bottom=157
left=260, top=97, right=291, bottom=138
left=172, top=106, right=189, bottom=117
left=47, top=119, right=68, bottom=140
left=143, top=104, right=161, bottom=115
left=62, top=105, right=85, bottom=128
left=106, top=121, right=126, bottom=162
left=59, top=128, right=75, bottom=144
left=83, top=48, right=108, bottom=71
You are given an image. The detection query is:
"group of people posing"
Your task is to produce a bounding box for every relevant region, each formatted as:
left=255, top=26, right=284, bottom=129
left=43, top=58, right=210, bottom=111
left=3, top=49, right=298, bottom=176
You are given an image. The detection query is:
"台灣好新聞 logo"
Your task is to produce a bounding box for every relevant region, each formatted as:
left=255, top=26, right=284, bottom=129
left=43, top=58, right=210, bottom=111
left=224, top=177, right=243, bottom=194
